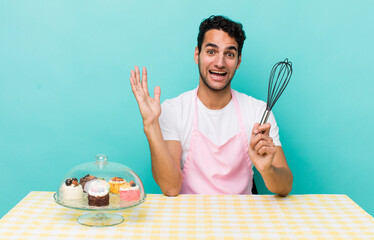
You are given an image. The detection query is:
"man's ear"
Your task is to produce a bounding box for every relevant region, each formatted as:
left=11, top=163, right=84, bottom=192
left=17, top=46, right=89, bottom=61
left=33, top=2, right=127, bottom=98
left=236, top=55, right=242, bottom=69
left=194, top=47, right=199, bottom=64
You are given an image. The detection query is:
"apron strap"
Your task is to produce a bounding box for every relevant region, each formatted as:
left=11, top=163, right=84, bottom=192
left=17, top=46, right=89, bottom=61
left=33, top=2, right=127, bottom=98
left=193, top=87, right=248, bottom=137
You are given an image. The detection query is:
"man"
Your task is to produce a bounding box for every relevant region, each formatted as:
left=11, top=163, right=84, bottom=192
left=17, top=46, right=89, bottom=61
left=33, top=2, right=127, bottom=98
left=130, top=15, right=293, bottom=197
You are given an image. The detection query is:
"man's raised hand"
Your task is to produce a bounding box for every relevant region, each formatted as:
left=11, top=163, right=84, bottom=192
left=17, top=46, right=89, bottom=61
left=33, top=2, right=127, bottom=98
left=130, top=66, right=161, bottom=126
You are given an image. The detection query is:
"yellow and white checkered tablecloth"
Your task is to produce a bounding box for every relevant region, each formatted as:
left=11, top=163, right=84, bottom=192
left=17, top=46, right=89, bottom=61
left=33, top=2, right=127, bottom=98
left=0, top=192, right=373, bottom=239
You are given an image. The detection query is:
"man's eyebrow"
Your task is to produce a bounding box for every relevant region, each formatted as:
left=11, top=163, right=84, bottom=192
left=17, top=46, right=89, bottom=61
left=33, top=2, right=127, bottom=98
left=204, top=43, right=218, bottom=48
left=226, top=46, right=238, bottom=52
left=204, top=43, right=238, bottom=52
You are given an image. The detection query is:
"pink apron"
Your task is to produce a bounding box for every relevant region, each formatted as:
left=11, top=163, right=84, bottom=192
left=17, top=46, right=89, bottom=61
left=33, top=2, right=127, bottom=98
left=180, top=89, right=253, bottom=194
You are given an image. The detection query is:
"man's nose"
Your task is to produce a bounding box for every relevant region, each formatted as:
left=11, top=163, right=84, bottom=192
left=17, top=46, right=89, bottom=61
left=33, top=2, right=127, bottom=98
left=215, top=54, right=225, bottom=68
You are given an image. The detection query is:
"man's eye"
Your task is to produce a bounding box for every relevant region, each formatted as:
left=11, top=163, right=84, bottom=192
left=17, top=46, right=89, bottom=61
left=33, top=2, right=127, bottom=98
left=207, top=50, right=215, bottom=54
left=227, top=52, right=235, bottom=57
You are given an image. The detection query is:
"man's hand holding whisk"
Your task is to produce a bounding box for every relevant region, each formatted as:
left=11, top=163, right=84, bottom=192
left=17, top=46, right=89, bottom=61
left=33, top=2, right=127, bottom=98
left=246, top=58, right=293, bottom=196
left=248, top=123, right=276, bottom=174
left=248, top=122, right=293, bottom=197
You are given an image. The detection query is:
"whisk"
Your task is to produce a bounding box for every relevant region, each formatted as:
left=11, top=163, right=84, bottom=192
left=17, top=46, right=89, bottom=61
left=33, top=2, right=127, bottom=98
left=259, top=58, right=293, bottom=125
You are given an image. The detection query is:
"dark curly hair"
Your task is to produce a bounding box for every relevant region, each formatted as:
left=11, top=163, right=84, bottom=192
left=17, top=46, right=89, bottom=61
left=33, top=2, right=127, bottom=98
left=197, top=15, right=246, bottom=56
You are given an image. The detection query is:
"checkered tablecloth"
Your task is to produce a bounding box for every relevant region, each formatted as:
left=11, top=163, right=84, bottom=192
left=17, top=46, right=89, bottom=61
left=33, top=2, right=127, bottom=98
left=0, top=192, right=373, bottom=239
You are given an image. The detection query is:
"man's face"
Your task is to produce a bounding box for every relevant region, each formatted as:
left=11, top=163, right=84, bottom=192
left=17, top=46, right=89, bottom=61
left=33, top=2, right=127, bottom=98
left=195, top=29, right=241, bottom=92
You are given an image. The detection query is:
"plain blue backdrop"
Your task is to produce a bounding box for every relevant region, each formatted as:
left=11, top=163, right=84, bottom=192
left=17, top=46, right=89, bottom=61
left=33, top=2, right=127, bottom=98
left=1, top=0, right=373, bottom=218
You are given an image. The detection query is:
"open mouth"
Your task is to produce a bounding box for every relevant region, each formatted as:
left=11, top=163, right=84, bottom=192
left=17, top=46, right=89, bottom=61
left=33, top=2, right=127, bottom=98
left=209, top=70, right=227, bottom=77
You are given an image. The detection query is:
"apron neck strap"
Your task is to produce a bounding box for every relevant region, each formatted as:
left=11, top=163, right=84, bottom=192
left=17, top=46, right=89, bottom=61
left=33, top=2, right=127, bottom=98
left=193, top=87, right=246, bottom=133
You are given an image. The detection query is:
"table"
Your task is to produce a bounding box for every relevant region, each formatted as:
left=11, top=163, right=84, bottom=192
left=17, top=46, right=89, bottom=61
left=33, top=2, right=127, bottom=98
left=0, top=192, right=373, bottom=239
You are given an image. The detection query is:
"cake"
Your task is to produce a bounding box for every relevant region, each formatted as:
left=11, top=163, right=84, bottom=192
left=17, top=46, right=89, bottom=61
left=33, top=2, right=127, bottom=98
left=120, top=181, right=140, bottom=202
left=79, top=174, right=97, bottom=192
left=109, top=177, right=129, bottom=194
left=59, top=178, right=83, bottom=202
left=86, top=179, right=110, bottom=207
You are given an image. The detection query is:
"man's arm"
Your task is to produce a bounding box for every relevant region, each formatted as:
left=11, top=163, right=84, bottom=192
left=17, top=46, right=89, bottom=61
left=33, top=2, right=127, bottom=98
left=144, top=123, right=183, bottom=196
left=130, top=66, right=183, bottom=196
left=259, top=146, right=293, bottom=196
left=248, top=123, right=293, bottom=196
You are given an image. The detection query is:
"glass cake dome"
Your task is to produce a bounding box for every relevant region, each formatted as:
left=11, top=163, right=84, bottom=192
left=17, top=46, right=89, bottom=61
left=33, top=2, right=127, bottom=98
left=53, top=154, right=146, bottom=227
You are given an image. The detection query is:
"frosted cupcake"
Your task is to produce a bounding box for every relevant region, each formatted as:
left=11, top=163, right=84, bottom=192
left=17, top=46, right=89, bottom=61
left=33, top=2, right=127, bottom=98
left=79, top=174, right=97, bottom=192
left=86, top=179, right=110, bottom=207
left=59, top=178, right=83, bottom=203
left=120, top=181, right=140, bottom=202
left=109, top=177, right=129, bottom=194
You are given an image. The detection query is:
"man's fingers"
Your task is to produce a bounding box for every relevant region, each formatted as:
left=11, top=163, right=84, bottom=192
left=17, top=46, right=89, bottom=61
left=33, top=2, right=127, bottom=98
left=130, top=68, right=145, bottom=101
left=255, top=139, right=275, bottom=153
left=253, top=123, right=271, bottom=136
left=133, top=66, right=150, bottom=97
left=258, top=123, right=271, bottom=134
left=252, top=123, right=260, bottom=135
left=154, top=86, right=161, bottom=103
left=130, top=77, right=143, bottom=102
left=131, top=69, right=138, bottom=83
left=131, top=69, right=140, bottom=89
left=142, top=67, right=149, bottom=96
left=258, top=145, right=276, bottom=155
left=250, top=132, right=273, bottom=151
left=130, top=70, right=138, bottom=92
left=135, top=65, right=142, bottom=87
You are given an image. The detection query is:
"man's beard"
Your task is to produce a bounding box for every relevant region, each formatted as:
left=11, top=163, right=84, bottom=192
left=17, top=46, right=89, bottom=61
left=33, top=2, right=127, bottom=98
left=198, top=60, right=233, bottom=92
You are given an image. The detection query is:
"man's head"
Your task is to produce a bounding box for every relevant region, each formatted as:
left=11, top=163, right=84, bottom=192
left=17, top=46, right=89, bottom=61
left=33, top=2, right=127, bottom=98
left=195, top=16, right=246, bottom=92
left=197, top=15, right=246, bottom=57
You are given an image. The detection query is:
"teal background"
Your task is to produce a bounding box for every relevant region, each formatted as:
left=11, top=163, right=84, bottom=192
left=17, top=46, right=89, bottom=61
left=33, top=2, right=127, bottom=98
left=1, top=0, right=373, bottom=218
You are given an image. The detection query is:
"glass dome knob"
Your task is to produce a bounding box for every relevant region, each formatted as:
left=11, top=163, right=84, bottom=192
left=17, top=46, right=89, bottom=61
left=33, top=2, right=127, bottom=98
left=96, top=154, right=108, bottom=168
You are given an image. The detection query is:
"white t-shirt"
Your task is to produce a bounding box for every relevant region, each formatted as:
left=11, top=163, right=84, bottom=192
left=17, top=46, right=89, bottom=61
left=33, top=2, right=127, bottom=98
left=159, top=88, right=281, bottom=169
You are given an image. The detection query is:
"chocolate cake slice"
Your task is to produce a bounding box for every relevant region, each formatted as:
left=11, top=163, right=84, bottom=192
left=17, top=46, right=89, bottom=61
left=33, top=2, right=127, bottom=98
left=88, top=194, right=109, bottom=206
left=86, top=179, right=110, bottom=207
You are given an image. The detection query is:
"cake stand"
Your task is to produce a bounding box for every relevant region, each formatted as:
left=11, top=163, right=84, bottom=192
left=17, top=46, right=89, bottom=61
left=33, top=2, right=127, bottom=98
left=53, top=154, right=147, bottom=227
left=53, top=192, right=146, bottom=227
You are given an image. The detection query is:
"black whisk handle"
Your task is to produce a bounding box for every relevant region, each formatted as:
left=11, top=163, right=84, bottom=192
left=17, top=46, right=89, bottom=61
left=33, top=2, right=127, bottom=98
left=259, top=109, right=271, bottom=125
left=255, top=109, right=270, bottom=136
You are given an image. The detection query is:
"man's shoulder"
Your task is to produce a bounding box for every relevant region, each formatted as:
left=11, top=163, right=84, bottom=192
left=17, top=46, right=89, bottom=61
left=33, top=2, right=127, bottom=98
left=160, top=89, right=195, bottom=126
left=162, top=89, right=195, bottom=107
left=232, top=89, right=266, bottom=109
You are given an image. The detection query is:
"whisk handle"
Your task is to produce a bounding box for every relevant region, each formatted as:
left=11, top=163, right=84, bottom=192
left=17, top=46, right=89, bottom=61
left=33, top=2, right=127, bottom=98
left=260, top=109, right=271, bottom=125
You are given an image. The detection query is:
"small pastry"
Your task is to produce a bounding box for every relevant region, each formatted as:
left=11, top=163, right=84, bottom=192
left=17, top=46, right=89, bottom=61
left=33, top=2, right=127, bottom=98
left=79, top=174, right=97, bottom=192
left=86, top=179, right=110, bottom=207
left=59, top=177, right=83, bottom=202
left=120, top=181, right=140, bottom=202
left=109, top=177, right=127, bottom=194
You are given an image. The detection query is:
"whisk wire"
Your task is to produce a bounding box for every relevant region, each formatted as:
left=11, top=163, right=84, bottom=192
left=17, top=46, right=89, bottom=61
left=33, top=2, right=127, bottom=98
left=260, top=58, right=293, bottom=125
left=272, top=65, right=291, bottom=109
left=271, top=63, right=286, bottom=108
